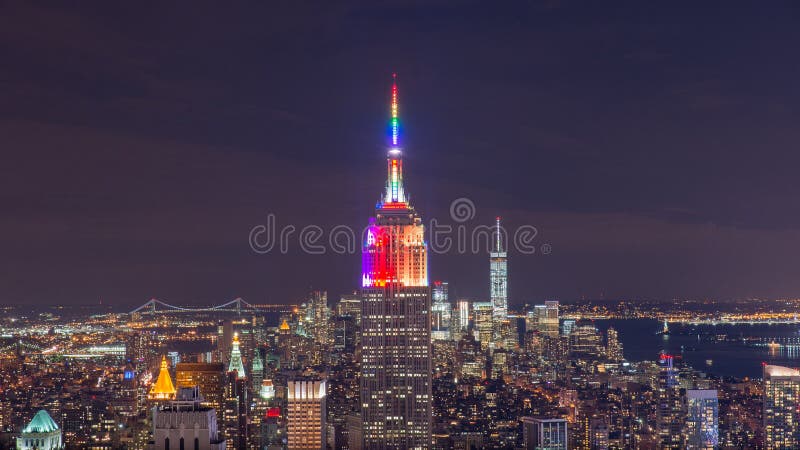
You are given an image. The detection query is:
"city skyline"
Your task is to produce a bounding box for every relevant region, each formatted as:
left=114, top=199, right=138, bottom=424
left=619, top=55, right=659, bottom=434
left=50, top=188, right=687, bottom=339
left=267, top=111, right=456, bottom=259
left=2, top=3, right=800, bottom=306
left=2, top=5, right=800, bottom=447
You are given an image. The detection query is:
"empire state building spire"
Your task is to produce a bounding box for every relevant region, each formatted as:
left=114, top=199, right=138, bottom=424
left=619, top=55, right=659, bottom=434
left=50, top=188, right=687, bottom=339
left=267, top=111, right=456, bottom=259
left=384, top=74, right=406, bottom=205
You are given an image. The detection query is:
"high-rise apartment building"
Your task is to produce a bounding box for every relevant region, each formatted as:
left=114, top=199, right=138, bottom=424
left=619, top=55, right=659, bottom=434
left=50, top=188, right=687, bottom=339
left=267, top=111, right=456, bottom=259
left=656, top=354, right=684, bottom=449
left=764, top=364, right=800, bottom=449
left=686, top=389, right=718, bottom=450
left=605, top=327, right=623, bottom=361
left=359, top=75, right=432, bottom=449
left=287, top=379, right=327, bottom=450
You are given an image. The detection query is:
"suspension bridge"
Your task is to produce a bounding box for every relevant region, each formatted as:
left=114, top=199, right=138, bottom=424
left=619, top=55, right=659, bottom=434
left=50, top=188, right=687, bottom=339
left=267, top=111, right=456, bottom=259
left=129, top=297, right=295, bottom=315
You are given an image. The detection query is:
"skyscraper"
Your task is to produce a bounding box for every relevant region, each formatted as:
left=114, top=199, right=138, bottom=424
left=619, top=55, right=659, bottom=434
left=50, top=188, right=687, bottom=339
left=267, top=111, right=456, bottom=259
left=489, top=217, right=508, bottom=323
left=763, top=364, right=800, bottom=449
left=686, top=389, right=719, bottom=450
left=359, top=75, right=432, bottom=449
left=521, top=417, right=568, bottom=450
left=457, top=300, right=470, bottom=335
left=473, top=302, right=494, bottom=350
left=605, top=327, right=623, bottom=361
left=287, top=379, right=327, bottom=450
left=175, top=362, right=226, bottom=414
left=431, top=281, right=451, bottom=341
left=656, top=354, right=684, bottom=449
left=542, top=300, right=559, bottom=337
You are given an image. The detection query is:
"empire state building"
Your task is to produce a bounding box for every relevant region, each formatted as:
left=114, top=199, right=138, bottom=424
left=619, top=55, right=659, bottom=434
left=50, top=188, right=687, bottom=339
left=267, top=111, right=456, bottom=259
left=359, top=75, right=432, bottom=449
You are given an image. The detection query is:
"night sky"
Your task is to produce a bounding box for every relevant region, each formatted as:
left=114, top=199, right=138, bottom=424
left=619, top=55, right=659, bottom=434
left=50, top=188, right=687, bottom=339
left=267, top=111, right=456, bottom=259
left=2, top=3, right=799, bottom=308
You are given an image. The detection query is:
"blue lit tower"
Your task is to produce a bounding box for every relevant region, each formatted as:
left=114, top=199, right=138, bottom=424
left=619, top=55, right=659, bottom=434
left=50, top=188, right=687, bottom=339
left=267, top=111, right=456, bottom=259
left=686, top=389, right=719, bottom=449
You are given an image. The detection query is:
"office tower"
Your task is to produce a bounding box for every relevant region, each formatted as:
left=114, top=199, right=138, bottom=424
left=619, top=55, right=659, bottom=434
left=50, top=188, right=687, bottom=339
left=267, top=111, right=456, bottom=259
left=359, top=75, right=432, bottom=449
left=219, top=320, right=233, bottom=364
left=456, top=333, right=487, bottom=379
left=431, top=281, right=452, bottom=341
left=541, top=300, right=559, bottom=337
left=175, top=362, right=226, bottom=414
left=569, top=320, right=602, bottom=357
left=223, top=371, right=248, bottom=450
left=227, top=333, right=246, bottom=379
left=686, top=389, right=719, bottom=450
left=561, top=319, right=575, bottom=337
left=605, top=327, right=623, bottom=361
left=521, top=417, right=568, bottom=450
left=457, top=300, right=470, bottom=335
left=472, top=302, right=495, bottom=350
left=491, top=348, right=508, bottom=378
left=589, top=418, right=609, bottom=450
left=306, top=290, right=332, bottom=345
left=764, top=365, right=800, bottom=449
left=333, top=315, right=357, bottom=353
left=337, top=293, right=362, bottom=325
left=152, top=387, right=226, bottom=450
left=16, top=410, right=62, bottom=450
left=251, top=349, right=264, bottom=393
left=149, top=355, right=177, bottom=401
left=287, top=379, right=327, bottom=450
left=657, top=354, right=684, bottom=449
left=489, top=217, right=508, bottom=323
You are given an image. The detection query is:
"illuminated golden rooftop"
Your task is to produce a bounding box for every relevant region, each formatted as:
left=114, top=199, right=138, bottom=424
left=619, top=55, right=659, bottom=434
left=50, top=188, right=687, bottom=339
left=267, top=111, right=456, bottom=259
left=148, top=355, right=176, bottom=400
left=280, top=319, right=290, bottom=331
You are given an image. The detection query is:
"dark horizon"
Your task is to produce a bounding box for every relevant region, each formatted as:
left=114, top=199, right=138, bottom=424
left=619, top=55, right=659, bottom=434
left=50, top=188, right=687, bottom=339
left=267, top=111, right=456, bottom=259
left=2, top=3, right=800, bottom=306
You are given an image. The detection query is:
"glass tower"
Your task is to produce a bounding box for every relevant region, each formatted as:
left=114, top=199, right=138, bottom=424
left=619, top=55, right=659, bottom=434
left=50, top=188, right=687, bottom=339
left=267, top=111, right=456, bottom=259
left=489, top=217, right=508, bottom=323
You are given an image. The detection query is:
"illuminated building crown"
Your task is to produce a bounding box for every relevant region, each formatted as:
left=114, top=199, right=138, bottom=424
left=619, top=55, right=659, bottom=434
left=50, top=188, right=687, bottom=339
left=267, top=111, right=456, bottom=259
left=228, top=332, right=246, bottom=378
left=361, top=74, right=428, bottom=288
left=149, top=355, right=176, bottom=400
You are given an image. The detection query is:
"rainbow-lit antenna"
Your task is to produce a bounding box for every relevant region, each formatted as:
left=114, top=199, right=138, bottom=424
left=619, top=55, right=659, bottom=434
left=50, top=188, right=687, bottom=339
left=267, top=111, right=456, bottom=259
left=384, top=73, right=406, bottom=204
left=391, top=73, right=399, bottom=148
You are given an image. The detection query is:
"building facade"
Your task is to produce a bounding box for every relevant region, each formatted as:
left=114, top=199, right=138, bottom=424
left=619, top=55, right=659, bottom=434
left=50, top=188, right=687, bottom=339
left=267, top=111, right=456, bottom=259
left=686, top=389, right=719, bottom=450
left=175, top=362, right=226, bottom=414
left=521, top=417, right=568, bottom=450
left=287, top=379, right=327, bottom=450
left=152, top=387, right=226, bottom=450
left=431, top=281, right=451, bottom=341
